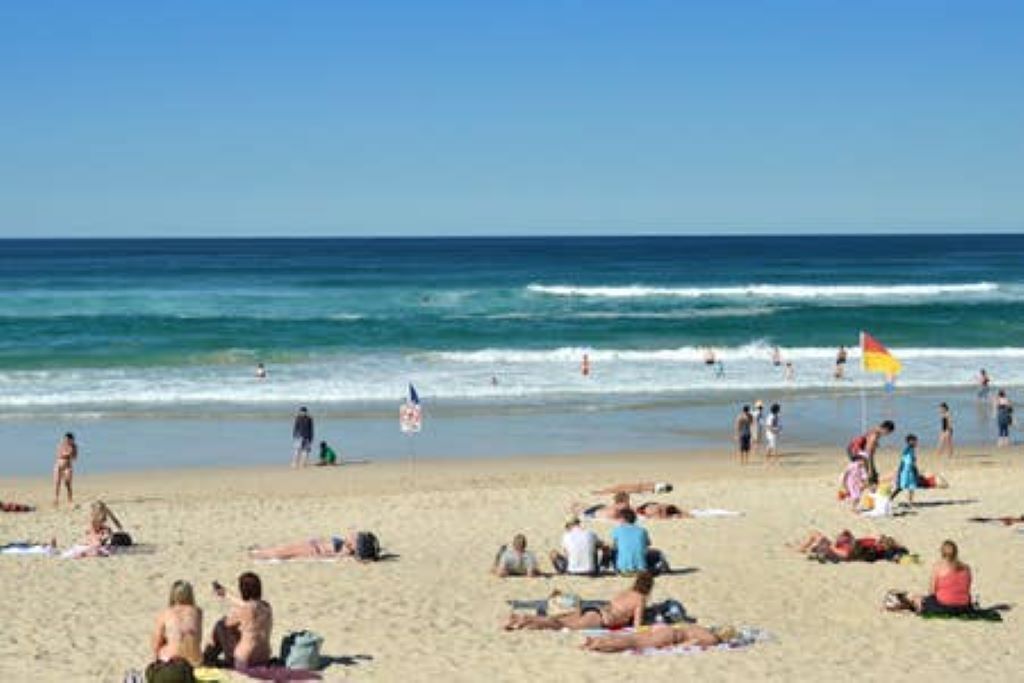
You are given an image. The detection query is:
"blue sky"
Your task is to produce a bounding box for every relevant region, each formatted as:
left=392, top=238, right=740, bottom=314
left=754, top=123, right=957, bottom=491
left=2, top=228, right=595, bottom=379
left=0, top=1, right=1021, bottom=237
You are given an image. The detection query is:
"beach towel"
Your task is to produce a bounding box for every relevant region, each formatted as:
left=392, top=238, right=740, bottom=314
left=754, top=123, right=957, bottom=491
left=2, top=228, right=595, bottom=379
left=625, top=627, right=773, bottom=656
left=920, top=609, right=1003, bottom=622
left=507, top=598, right=607, bottom=616
left=192, top=669, right=231, bottom=682
left=0, top=542, right=54, bottom=556
left=687, top=509, right=743, bottom=518
left=235, top=666, right=322, bottom=681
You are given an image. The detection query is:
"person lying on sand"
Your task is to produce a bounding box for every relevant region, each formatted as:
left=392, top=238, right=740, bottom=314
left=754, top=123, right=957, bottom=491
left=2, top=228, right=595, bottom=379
left=969, top=514, right=1024, bottom=525
left=581, top=623, right=737, bottom=653
left=0, top=500, right=34, bottom=512
left=790, top=530, right=908, bottom=562
left=636, top=502, right=691, bottom=520
left=504, top=573, right=653, bottom=631
left=573, top=491, right=632, bottom=521
left=591, top=482, right=673, bottom=495
left=493, top=534, right=540, bottom=577
left=249, top=531, right=380, bottom=561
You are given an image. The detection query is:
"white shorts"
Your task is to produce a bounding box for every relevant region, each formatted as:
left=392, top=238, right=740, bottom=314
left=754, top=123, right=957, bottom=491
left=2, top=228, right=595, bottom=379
left=766, top=432, right=778, bottom=450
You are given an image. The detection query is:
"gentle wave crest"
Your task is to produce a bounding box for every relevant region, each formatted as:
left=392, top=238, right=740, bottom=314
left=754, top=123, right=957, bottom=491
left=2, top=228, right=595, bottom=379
left=527, top=282, right=1000, bottom=300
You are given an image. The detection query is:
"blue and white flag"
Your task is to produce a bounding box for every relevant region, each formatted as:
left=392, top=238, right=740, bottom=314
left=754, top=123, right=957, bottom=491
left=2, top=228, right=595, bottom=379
left=400, top=383, right=423, bottom=433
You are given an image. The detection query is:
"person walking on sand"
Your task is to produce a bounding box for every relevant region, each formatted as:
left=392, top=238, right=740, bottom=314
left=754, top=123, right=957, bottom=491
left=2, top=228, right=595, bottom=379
left=53, top=432, right=77, bottom=508
left=765, top=403, right=782, bottom=465
left=735, top=405, right=753, bottom=465
left=291, top=407, right=314, bottom=468
left=935, top=402, right=954, bottom=460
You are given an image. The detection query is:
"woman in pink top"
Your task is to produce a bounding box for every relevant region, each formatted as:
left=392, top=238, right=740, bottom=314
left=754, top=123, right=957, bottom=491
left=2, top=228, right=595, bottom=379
left=909, top=540, right=972, bottom=615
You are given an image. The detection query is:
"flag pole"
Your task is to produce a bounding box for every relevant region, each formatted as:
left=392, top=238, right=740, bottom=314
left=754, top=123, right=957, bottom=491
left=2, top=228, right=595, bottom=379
left=859, top=331, right=867, bottom=433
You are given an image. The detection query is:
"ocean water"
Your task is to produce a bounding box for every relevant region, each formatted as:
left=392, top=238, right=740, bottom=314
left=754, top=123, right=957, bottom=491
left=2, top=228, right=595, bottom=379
left=1, top=235, right=1023, bottom=414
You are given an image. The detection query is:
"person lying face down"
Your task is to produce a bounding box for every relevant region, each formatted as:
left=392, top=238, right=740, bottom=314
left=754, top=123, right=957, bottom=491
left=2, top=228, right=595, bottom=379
left=791, top=529, right=908, bottom=562
left=493, top=534, right=540, bottom=577
left=581, top=623, right=738, bottom=653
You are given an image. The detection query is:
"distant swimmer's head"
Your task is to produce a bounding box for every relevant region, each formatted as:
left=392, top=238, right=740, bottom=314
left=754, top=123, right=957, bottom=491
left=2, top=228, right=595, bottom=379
left=770, top=403, right=781, bottom=414
left=880, top=420, right=895, bottom=434
left=654, top=482, right=673, bottom=494
left=169, top=580, right=195, bottom=607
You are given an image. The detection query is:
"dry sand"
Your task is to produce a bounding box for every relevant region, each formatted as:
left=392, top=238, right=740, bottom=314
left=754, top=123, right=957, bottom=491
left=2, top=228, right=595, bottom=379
left=1, top=445, right=1021, bottom=682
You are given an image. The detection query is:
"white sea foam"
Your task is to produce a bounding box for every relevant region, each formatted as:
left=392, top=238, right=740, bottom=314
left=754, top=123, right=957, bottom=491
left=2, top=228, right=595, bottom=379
left=2, top=344, right=1023, bottom=409
left=527, top=282, right=1001, bottom=300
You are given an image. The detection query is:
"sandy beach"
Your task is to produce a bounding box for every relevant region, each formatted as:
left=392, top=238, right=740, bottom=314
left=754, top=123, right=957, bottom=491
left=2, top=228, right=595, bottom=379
left=1, top=444, right=1022, bottom=682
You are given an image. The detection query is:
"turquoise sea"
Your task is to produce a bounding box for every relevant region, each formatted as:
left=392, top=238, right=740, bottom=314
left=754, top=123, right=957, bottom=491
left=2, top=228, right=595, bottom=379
left=0, top=235, right=1020, bottom=472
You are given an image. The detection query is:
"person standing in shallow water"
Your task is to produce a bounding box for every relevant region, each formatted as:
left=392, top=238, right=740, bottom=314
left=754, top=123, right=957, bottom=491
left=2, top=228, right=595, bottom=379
left=735, top=405, right=753, bottom=465
left=935, top=402, right=954, bottom=460
left=291, top=407, right=314, bottom=468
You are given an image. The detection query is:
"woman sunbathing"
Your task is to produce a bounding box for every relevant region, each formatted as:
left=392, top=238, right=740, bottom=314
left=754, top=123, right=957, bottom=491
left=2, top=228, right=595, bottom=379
left=573, top=491, right=632, bottom=520
left=0, top=500, right=34, bottom=512
left=504, top=573, right=653, bottom=631
left=636, top=502, right=691, bottom=519
left=581, top=623, right=737, bottom=653
left=887, top=540, right=973, bottom=616
left=249, top=532, right=360, bottom=560
left=591, top=482, right=673, bottom=495
left=791, top=530, right=907, bottom=562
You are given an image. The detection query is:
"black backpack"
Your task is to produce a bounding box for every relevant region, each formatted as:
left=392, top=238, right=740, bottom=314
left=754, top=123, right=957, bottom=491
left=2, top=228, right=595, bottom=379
left=354, top=532, right=380, bottom=561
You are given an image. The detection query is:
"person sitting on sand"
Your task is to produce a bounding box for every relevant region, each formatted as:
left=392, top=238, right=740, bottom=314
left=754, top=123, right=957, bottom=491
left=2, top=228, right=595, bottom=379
left=504, top=573, right=653, bottom=631
left=493, top=534, right=540, bottom=577
left=609, top=508, right=669, bottom=574
left=887, top=540, right=973, bottom=615
left=204, top=572, right=273, bottom=669
left=249, top=531, right=379, bottom=561
left=581, top=622, right=737, bottom=653
left=550, top=516, right=606, bottom=576
left=573, top=491, right=632, bottom=521
left=791, top=529, right=908, bottom=563
left=636, top=502, right=691, bottom=520
left=317, top=441, right=338, bottom=466
left=590, top=482, right=673, bottom=495
left=151, top=580, right=203, bottom=668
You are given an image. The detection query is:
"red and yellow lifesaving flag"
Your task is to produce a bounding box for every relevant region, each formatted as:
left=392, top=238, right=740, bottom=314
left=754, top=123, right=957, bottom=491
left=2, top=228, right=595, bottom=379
left=860, top=331, right=902, bottom=376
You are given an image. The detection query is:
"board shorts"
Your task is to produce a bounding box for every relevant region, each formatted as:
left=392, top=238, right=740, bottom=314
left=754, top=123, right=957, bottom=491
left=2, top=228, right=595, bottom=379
left=739, top=434, right=751, bottom=452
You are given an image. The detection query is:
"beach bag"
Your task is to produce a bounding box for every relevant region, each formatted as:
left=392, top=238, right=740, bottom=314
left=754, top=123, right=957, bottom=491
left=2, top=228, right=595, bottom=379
left=546, top=590, right=581, bottom=617
left=659, top=599, right=688, bottom=623
left=280, top=630, right=323, bottom=670
left=354, top=532, right=380, bottom=561
left=110, top=531, right=134, bottom=547
left=145, top=658, right=195, bottom=683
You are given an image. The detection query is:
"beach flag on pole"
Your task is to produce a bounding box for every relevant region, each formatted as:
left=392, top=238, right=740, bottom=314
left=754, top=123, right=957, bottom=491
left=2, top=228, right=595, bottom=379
left=400, top=383, right=423, bottom=434
left=860, top=331, right=902, bottom=376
